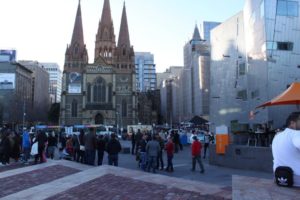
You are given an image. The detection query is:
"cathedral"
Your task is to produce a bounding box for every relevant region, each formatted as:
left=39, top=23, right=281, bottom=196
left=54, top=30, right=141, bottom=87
left=60, top=0, right=137, bottom=128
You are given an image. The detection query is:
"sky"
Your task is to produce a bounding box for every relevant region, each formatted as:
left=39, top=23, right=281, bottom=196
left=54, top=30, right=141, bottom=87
left=0, top=0, right=245, bottom=72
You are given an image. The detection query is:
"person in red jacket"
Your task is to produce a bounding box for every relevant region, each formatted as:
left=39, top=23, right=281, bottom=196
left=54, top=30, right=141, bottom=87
left=191, top=136, right=204, bottom=173
left=165, top=136, right=174, bottom=172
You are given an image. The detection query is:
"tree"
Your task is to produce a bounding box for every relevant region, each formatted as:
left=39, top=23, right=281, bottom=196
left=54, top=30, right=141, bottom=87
left=48, top=103, right=60, bottom=124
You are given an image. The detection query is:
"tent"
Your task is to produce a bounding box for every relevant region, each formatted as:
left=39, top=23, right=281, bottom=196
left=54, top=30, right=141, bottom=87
left=256, top=82, right=300, bottom=108
left=189, top=116, right=208, bottom=125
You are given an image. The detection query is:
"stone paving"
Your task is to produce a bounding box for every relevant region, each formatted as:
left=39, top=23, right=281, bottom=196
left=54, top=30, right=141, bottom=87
left=0, top=165, right=80, bottom=198
left=46, top=174, right=226, bottom=200
left=0, top=159, right=298, bottom=200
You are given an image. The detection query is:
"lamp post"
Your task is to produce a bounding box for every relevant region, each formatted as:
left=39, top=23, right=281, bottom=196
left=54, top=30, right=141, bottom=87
left=22, top=100, right=26, bottom=130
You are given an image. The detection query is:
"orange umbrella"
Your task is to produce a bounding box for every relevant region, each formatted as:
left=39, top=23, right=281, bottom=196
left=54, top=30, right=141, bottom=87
left=256, top=82, right=300, bottom=108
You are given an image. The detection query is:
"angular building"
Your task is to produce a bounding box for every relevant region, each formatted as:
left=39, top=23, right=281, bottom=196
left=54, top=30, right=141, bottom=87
left=135, top=52, right=156, bottom=92
left=202, top=21, right=221, bottom=42
left=60, top=0, right=136, bottom=127
left=0, top=62, right=33, bottom=126
left=210, top=0, right=300, bottom=133
left=41, top=63, right=62, bottom=103
left=181, top=25, right=211, bottom=121
left=19, top=60, right=50, bottom=123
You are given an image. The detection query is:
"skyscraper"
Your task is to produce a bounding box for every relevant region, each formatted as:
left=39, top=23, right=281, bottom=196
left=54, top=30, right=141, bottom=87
left=135, top=52, right=156, bottom=92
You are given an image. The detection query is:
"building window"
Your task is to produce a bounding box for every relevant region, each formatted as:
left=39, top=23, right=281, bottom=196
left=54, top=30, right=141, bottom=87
left=277, top=0, right=298, bottom=16
left=251, top=90, right=260, bottom=99
left=122, top=99, right=127, bottom=117
left=277, top=42, right=293, bottom=50
left=93, top=78, right=106, bottom=103
left=237, top=90, right=247, bottom=101
left=239, top=63, right=246, bottom=75
left=87, top=83, right=91, bottom=102
left=71, top=99, right=77, bottom=117
left=108, top=84, right=113, bottom=102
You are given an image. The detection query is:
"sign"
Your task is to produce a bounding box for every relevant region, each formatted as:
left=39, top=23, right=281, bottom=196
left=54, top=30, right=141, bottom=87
left=68, top=84, right=81, bottom=94
left=0, top=50, right=16, bottom=62
left=0, top=73, right=15, bottom=89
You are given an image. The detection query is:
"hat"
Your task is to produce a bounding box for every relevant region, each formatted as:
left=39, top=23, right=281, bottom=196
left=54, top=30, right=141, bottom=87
left=192, top=136, right=198, bottom=140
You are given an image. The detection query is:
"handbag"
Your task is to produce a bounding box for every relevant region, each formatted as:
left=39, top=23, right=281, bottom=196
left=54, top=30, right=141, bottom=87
left=275, top=166, right=294, bottom=187
left=30, top=142, right=38, bottom=156
left=77, top=135, right=85, bottom=151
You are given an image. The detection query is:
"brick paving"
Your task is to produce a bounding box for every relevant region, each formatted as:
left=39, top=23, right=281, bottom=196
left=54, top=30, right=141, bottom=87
left=0, top=162, right=34, bottom=173
left=47, top=174, right=228, bottom=200
left=0, top=165, right=80, bottom=198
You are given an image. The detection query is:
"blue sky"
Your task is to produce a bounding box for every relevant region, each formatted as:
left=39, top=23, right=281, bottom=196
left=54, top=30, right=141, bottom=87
left=0, top=0, right=245, bottom=72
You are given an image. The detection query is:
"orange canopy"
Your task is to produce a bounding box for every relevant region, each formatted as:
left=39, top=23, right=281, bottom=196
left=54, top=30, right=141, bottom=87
left=256, top=82, right=300, bottom=108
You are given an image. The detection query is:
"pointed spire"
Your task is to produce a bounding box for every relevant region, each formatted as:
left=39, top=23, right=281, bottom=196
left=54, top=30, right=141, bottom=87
left=192, top=24, right=201, bottom=41
left=71, top=0, right=84, bottom=47
left=118, top=2, right=130, bottom=47
left=101, top=0, right=113, bottom=26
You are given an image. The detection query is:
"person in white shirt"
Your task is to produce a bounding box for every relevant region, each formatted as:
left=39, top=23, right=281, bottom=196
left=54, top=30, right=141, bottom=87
left=272, top=112, right=300, bottom=187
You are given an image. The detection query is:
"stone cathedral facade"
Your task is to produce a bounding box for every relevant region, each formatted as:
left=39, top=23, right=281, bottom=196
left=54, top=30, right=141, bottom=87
left=60, top=0, right=137, bottom=128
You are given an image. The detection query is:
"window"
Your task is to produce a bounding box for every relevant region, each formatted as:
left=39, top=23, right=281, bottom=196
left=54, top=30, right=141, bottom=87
left=108, top=84, right=113, bottom=102
left=266, top=41, right=293, bottom=51
left=237, top=90, right=247, bottom=101
left=239, top=63, right=246, bottom=75
left=93, top=78, right=106, bottom=103
left=251, top=90, right=260, bottom=99
left=71, top=99, right=77, bottom=117
left=87, top=83, right=91, bottom=102
left=277, top=0, right=298, bottom=16
left=122, top=99, right=127, bottom=117
left=277, top=42, right=293, bottom=50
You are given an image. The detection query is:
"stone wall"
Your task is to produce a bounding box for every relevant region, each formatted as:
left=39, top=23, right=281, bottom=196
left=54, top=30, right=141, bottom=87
left=209, top=144, right=273, bottom=172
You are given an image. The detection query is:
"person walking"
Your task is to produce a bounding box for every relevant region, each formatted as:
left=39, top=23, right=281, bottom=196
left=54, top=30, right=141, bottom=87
left=96, top=134, right=106, bottom=165
left=191, top=136, right=205, bottom=173
left=146, top=135, right=160, bottom=173
left=22, top=128, right=31, bottom=164
left=165, top=137, right=174, bottom=172
left=106, top=133, right=122, bottom=166
left=131, top=131, right=136, bottom=155
left=47, top=132, right=57, bottom=160
left=156, top=134, right=164, bottom=170
left=84, top=128, right=96, bottom=165
left=203, top=131, right=210, bottom=159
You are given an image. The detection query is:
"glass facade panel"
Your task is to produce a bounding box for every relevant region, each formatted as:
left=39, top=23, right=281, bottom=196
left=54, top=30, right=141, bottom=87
left=266, top=41, right=277, bottom=50
left=287, top=1, right=298, bottom=16
left=260, top=0, right=265, bottom=18
left=277, top=0, right=287, bottom=15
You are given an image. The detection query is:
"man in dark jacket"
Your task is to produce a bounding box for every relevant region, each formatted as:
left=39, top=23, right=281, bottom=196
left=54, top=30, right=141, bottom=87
left=84, top=128, right=96, bottom=165
left=96, top=135, right=106, bottom=165
left=106, top=133, right=121, bottom=166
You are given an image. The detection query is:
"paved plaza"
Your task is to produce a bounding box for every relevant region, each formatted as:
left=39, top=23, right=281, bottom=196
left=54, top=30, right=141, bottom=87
left=0, top=141, right=298, bottom=200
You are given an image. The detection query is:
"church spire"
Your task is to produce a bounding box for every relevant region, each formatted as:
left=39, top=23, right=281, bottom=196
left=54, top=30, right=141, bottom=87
left=117, top=2, right=130, bottom=48
left=94, top=0, right=116, bottom=64
left=192, top=24, right=201, bottom=41
left=64, top=0, right=88, bottom=72
left=71, top=0, right=84, bottom=47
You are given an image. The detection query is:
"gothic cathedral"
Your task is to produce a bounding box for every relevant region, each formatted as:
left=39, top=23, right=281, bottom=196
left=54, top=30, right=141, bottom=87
left=60, top=0, right=137, bottom=128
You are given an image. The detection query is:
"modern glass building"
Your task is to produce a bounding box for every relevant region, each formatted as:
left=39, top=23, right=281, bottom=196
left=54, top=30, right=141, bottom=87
left=202, top=21, right=221, bottom=42
left=41, top=63, right=62, bottom=103
left=210, top=0, right=300, bottom=133
left=135, top=52, right=156, bottom=92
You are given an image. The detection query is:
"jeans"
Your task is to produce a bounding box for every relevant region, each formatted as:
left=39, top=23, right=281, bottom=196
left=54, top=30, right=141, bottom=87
left=147, top=156, right=157, bottom=172
left=97, top=150, right=104, bottom=165
left=192, top=155, right=204, bottom=171
left=156, top=151, right=164, bottom=169
left=139, top=152, right=147, bottom=170
left=23, top=147, right=31, bottom=162
left=166, top=155, right=173, bottom=171
left=108, top=154, right=118, bottom=166
left=85, top=149, right=95, bottom=165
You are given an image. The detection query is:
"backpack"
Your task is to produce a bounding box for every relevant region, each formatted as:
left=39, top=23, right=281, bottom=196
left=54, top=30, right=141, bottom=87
left=275, top=166, right=293, bottom=187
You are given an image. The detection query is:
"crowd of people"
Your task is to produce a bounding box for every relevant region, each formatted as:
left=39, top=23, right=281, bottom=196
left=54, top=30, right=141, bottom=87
left=0, top=125, right=213, bottom=177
